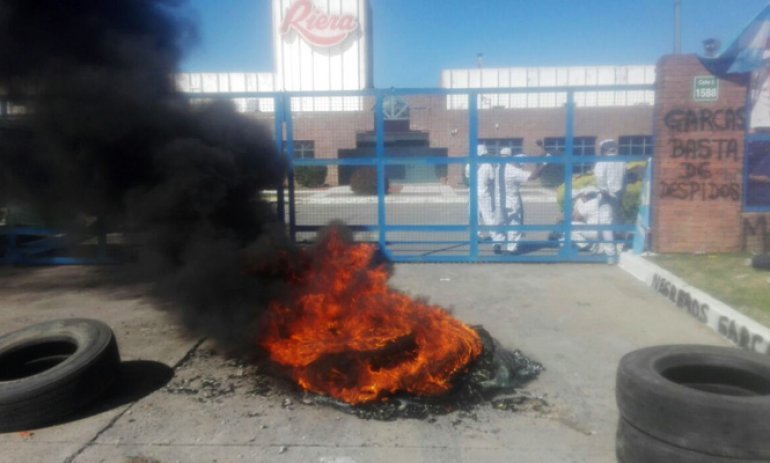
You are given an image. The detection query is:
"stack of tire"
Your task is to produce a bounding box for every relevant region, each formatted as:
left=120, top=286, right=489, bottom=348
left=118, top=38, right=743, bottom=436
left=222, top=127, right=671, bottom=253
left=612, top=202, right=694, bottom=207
left=616, top=345, right=770, bottom=462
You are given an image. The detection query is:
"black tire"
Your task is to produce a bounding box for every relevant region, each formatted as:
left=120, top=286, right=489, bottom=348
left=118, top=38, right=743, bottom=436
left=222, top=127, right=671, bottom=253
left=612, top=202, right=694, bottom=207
left=0, top=318, right=121, bottom=432
left=616, top=345, right=770, bottom=459
left=616, top=418, right=768, bottom=463
left=752, top=254, right=770, bottom=271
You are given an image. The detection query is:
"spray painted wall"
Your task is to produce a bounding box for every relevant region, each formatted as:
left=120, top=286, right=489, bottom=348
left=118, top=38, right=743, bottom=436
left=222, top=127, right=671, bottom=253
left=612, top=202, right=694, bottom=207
left=652, top=54, right=770, bottom=254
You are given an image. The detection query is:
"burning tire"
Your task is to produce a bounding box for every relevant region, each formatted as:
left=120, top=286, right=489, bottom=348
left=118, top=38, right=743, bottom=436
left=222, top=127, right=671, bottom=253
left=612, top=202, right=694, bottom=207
left=752, top=254, right=770, bottom=271
left=616, top=418, right=766, bottom=463
left=616, top=345, right=770, bottom=460
left=0, top=319, right=120, bottom=432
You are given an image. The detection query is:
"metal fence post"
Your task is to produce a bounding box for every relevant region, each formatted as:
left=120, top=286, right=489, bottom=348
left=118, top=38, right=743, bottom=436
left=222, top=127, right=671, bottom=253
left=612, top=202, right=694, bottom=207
left=468, top=91, right=479, bottom=260
left=284, top=95, right=297, bottom=242
left=274, top=94, right=286, bottom=231
left=562, top=90, right=575, bottom=257
left=375, top=92, right=388, bottom=254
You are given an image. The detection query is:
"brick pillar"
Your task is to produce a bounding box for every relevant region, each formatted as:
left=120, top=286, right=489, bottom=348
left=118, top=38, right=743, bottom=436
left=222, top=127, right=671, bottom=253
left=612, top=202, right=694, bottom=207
left=652, top=55, right=747, bottom=253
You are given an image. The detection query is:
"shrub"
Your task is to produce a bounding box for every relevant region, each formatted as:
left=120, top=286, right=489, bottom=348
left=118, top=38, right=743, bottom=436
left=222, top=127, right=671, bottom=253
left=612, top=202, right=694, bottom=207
left=350, top=167, right=389, bottom=196
left=620, top=181, right=643, bottom=223
left=555, top=161, right=647, bottom=224
left=293, top=165, right=327, bottom=188
left=556, top=174, right=595, bottom=210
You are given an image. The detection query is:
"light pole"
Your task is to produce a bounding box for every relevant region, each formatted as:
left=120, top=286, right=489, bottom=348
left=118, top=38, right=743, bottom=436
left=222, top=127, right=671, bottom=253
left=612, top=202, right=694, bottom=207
left=674, top=0, right=682, bottom=54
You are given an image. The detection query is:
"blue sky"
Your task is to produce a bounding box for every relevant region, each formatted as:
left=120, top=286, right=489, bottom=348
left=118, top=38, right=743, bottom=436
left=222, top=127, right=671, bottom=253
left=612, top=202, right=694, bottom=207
left=179, top=0, right=769, bottom=87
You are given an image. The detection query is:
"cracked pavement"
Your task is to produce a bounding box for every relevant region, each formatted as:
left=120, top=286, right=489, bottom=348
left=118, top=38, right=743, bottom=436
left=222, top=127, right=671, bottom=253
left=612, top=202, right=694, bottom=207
left=0, top=263, right=726, bottom=463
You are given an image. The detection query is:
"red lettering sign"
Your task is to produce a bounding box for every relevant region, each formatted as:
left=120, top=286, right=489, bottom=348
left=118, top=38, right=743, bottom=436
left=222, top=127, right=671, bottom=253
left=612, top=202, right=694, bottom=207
left=280, top=0, right=359, bottom=48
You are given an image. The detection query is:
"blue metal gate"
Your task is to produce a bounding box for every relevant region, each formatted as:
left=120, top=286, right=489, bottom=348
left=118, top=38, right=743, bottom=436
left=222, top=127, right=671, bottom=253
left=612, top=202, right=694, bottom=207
left=0, top=85, right=654, bottom=265
left=274, top=86, right=654, bottom=263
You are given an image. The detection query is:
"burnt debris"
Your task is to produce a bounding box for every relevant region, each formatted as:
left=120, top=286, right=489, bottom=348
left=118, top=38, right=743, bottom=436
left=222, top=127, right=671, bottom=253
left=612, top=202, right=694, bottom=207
left=165, top=328, right=545, bottom=421
left=307, top=327, right=545, bottom=421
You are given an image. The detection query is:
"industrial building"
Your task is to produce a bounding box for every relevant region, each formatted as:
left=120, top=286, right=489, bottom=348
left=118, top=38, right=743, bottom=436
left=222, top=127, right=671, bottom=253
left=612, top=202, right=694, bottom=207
left=176, top=0, right=656, bottom=187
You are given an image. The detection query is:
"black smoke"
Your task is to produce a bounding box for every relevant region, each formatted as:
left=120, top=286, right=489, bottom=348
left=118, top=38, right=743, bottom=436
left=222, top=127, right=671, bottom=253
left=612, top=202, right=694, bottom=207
left=0, top=0, right=291, bottom=348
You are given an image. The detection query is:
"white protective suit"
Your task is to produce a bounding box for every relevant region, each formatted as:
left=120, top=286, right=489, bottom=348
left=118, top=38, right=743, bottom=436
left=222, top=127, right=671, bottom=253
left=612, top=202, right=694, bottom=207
left=474, top=145, right=504, bottom=241
left=570, top=187, right=601, bottom=250
left=593, top=139, right=625, bottom=256
left=498, top=151, right=533, bottom=252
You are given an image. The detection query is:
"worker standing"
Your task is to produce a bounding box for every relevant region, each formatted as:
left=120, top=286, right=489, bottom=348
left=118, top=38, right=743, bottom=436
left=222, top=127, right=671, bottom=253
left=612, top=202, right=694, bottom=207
left=496, top=148, right=548, bottom=254
left=473, top=144, right=503, bottom=243
left=593, top=139, right=625, bottom=257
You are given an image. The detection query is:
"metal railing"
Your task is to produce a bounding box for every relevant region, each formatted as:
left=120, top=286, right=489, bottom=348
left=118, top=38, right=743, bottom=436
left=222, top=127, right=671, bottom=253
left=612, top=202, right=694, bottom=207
left=271, top=86, right=655, bottom=263
left=0, top=84, right=655, bottom=265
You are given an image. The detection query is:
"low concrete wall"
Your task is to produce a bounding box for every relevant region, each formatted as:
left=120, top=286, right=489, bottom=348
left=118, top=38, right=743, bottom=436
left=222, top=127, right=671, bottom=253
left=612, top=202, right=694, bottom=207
left=619, top=252, right=770, bottom=355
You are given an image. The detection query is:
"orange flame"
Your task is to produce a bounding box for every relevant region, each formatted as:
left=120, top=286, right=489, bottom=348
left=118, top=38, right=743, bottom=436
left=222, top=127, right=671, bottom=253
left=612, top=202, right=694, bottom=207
left=260, top=229, right=482, bottom=405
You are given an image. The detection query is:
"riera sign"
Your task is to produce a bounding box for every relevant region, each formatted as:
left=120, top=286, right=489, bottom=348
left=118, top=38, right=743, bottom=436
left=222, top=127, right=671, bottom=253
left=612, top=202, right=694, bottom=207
left=280, top=0, right=359, bottom=48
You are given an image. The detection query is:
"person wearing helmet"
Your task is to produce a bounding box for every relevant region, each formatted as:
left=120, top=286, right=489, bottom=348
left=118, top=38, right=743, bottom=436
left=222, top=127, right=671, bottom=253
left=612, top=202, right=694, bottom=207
left=495, top=148, right=548, bottom=254
left=593, top=139, right=625, bottom=257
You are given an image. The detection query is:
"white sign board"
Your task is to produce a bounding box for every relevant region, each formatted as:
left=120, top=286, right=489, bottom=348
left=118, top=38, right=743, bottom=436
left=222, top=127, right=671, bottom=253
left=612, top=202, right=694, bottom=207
left=273, top=0, right=372, bottom=109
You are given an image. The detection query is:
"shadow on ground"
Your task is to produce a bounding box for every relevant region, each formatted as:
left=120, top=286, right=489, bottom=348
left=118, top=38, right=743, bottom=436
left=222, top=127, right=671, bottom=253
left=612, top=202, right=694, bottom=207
left=43, top=360, right=174, bottom=430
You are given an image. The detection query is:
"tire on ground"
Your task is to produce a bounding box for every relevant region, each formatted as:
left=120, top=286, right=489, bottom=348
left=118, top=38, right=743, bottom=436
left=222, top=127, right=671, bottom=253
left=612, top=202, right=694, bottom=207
left=0, top=318, right=120, bottom=432
left=616, top=344, right=770, bottom=459
left=752, top=254, right=770, bottom=271
left=616, top=418, right=767, bottom=463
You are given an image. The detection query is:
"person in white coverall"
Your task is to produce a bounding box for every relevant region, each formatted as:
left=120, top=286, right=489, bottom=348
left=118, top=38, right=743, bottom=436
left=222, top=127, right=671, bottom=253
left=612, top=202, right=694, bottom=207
left=470, top=144, right=504, bottom=242
left=570, top=186, right=601, bottom=250
left=495, top=148, right=548, bottom=254
left=593, top=139, right=625, bottom=257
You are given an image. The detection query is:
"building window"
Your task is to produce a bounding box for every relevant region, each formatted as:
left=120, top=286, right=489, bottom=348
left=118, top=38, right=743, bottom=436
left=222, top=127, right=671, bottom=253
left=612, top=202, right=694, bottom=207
left=574, top=137, right=596, bottom=156
left=291, top=140, right=315, bottom=159
left=746, top=140, right=770, bottom=210
left=542, top=137, right=596, bottom=155
left=619, top=135, right=653, bottom=156
left=544, top=136, right=595, bottom=173
left=479, top=138, right=524, bottom=155
left=542, top=137, right=565, bottom=155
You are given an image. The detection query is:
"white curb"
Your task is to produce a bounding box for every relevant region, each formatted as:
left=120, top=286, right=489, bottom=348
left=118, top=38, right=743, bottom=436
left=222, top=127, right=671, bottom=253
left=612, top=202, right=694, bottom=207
left=619, top=252, right=770, bottom=355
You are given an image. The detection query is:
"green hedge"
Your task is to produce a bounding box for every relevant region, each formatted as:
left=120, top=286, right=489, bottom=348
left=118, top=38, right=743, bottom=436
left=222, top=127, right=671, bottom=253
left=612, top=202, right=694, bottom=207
left=350, top=167, right=389, bottom=196
left=293, top=165, right=327, bottom=188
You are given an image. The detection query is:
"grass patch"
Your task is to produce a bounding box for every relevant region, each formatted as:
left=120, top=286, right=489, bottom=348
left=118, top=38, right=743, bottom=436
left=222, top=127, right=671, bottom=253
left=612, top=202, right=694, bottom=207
left=647, top=253, right=770, bottom=327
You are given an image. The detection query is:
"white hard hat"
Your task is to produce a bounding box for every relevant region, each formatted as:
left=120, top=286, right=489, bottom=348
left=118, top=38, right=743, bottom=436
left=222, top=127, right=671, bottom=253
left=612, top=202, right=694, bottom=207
left=500, top=147, right=512, bottom=156
left=477, top=144, right=488, bottom=156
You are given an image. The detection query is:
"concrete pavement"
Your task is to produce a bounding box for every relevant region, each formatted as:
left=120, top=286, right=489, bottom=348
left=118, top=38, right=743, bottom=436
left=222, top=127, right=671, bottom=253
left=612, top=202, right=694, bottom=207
left=0, top=263, right=727, bottom=463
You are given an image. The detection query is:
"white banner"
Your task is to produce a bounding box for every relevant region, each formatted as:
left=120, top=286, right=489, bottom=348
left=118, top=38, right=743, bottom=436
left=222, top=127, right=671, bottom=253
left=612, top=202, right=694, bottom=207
left=750, top=68, right=770, bottom=129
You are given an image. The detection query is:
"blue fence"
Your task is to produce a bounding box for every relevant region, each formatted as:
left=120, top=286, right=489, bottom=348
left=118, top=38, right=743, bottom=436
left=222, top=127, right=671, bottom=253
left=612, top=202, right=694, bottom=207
left=1, top=84, right=655, bottom=265
left=1, top=223, right=114, bottom=266
left=275, top=86, right=654, bottom=263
